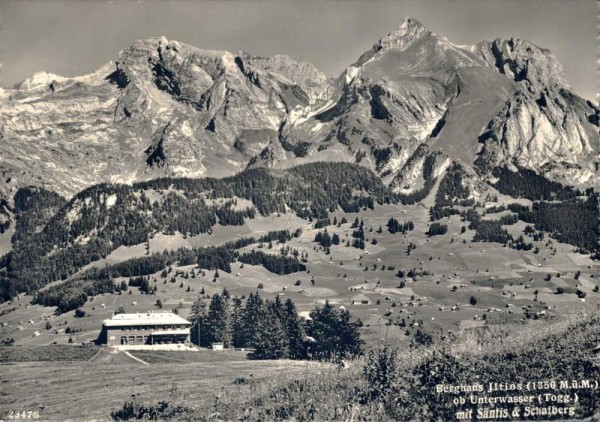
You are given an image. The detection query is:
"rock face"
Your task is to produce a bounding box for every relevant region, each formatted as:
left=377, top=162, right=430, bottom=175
left=0, top=37, right=335, bottom=199
left=0, top=19, right=597, bottom=200
left=280, top=18, right=520, bottom=194
left=472, top=39, right=599, bottom=185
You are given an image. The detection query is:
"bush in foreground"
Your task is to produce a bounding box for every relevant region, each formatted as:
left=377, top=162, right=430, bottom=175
left=111, top=400, right=190, bottom=421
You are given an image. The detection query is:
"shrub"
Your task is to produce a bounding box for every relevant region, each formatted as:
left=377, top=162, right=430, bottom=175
left=412, top=329, right=433, bottom=347
left=363, top=346, right=399, bottom=402
left=110, top=400, right=190, bottom=421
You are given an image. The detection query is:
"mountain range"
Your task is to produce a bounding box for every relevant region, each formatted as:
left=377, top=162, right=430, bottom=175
left=1, top=17, right=597, bottom=202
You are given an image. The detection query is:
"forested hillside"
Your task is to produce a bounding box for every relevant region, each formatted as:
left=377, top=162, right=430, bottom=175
left=0, top=163, right=393, bottom=301
left=0, top=161, right=597, bottom=306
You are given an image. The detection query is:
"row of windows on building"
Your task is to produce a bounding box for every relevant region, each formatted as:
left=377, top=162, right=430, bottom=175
left=121, top=336, right=147, bottom=344
left=113, top=325, right=188, bottom=331
left=120, top=335, right=187, bottom=345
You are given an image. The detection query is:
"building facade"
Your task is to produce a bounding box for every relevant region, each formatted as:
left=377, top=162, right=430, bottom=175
left=99, top=312, right=191, bottom=346
left=351, top=293, right=371, bottom=305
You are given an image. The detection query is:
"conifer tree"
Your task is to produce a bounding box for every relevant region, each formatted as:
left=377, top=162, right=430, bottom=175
left=284, top=298, right=307, bottom=359
left=189, top=295, right=210, bottom=346
left=204, top=293, right=231, bottom=347
left=332, top=233, right=340, bottom=245
left=270, top=295, right=285, bottom=322
left=248, top=302, right=288, bottom=359
left=229, top=297, right=245, bottom=348
left=240, top=292, right=264, bottom=347
left=307, top=301, right=363, bottom=361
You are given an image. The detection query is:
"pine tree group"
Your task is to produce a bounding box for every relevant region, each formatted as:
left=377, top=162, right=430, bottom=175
left=189, top=291, right=363, bottom=361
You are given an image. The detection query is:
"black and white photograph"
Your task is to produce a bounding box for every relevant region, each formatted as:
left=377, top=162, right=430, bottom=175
left=0, top=0, right=598, bottom=420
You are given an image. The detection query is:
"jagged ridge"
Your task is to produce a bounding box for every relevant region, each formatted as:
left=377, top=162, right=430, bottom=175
left=0, top=18, right=597, bottom=204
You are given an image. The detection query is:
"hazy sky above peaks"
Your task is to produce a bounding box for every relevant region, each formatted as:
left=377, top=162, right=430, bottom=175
left=0, top=0, right=597, bottom=101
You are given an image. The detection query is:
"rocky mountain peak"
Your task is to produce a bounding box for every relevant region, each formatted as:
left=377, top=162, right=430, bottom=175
left=381, top=17, right=428, bottom=47
left=354, top=17, right=431, bottom=67
left=473, top=37, right=570, bottom=93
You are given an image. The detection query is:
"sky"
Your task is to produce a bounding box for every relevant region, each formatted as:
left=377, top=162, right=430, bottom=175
left=0, top=0, right=597, bottom=101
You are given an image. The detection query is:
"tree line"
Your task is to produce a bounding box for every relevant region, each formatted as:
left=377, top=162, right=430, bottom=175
left=492, top=166, right=580, bottom=201
left=429, top=163, right=470, bottom=221
left=191, top=290, right=363, bottom=361
left=34, top=278, right=115, bottom=314
left=508, top=197, right=599, bottom=253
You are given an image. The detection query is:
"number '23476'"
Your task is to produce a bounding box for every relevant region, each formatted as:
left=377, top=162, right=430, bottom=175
left=7, top=410, right=41, bottom=419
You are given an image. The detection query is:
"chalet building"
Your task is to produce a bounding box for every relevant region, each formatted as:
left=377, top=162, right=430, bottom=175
left=99, top=312, right=191, bottom=347
left=351, top=293, right=371, bottom=305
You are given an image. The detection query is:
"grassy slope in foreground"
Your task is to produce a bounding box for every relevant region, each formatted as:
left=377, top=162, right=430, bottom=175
left=0, top=311, right=598, bottom=421
left=0, top=348, right=317, bottom=421
left=109, top=310, right=600, bottom=421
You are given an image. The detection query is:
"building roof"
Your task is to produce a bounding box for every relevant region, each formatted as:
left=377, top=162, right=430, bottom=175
left=102, top=312, right=191, bottom=327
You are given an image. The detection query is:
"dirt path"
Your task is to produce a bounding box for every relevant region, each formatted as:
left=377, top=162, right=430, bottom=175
left=124, top=351, right=149, bottom=365
left=88, top=347, right=147, bottom=365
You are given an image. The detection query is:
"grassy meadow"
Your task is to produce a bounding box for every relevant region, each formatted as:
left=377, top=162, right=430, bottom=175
left=0, top=348, right=318, bottom=421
